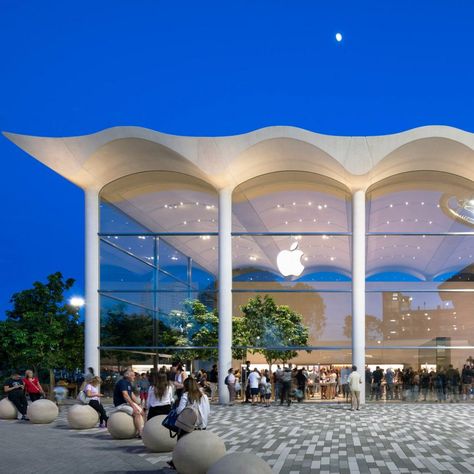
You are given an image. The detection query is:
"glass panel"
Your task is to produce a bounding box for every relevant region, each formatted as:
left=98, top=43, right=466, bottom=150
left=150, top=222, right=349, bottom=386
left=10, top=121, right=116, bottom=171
left=100, top=171, right=218, bottom=233
left=366, top=291, right=474, bottom=346
left=100, top=241, right=154, bottom=291
left=232, top=235, right=351, bottom=287
left=367, top=235, right=474, bottom=282
left=191, top=260, right=217, bottom=291
left=236, top=349, right=353, bottom=368
left=232, top=291, right=351, bottom=347
left=157, top=291, right=217, bottom=320
left=100, top=200, right=151, bottom=234
left=101, top=235, right=156, bottom=264
left=367, top=171, right=474, bottom=233
left=100, top=296, right=154, bottom=348
left=99, top=291, right=154, bottom=311
left=232, top=172, right=351, bottom=233
left=161, top=235, right=218, bottom=283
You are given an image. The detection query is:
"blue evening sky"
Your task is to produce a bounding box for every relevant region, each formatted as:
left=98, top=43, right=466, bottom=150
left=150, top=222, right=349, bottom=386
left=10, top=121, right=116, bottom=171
left=1, top=1, right=473, bottom=315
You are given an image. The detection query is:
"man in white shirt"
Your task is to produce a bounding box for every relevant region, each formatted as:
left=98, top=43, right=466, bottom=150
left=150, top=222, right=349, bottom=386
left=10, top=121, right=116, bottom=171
left=347, top=365, right=363, bottom=411
left=247, top=368, right=261, bottom=405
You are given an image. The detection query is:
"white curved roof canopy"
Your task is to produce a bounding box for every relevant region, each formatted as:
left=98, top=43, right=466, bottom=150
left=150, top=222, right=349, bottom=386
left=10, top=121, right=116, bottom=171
left=4, top=125, right=474, bottom=280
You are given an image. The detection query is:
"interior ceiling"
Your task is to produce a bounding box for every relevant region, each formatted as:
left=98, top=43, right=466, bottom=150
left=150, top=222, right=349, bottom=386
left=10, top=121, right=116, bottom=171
left=100, top=172, right=474, bottom=282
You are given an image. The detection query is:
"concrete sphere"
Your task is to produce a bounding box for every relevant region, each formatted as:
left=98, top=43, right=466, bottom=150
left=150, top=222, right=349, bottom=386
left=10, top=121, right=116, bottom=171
left=207, top=453, right=273, bottom=474
left=0, top=398, right=18, bottom=419
left=142, top=415, right=177, bottom=452
left=67, top=404, right=99, bottom=429
left=28, top=399, right=58, bottom=424
left=107, top=411, right=136, bottom=439
left=172, top=431, right=226, bottom=474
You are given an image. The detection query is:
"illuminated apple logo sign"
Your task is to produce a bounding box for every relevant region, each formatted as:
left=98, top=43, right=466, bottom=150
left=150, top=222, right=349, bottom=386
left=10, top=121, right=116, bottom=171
left=277, top=242, right=305, bottom=277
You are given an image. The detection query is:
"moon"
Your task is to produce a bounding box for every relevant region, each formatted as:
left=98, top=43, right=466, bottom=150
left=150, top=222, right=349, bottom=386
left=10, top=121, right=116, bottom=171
left=335, top=33, right=343, bottom=42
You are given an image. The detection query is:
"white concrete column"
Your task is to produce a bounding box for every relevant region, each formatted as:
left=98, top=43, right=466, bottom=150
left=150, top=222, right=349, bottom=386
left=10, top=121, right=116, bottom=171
left=84, top=188, right=100, bottom=375
left=352, top=189, right=366, bottom=402
left=218, top=187, right=233, bottom=404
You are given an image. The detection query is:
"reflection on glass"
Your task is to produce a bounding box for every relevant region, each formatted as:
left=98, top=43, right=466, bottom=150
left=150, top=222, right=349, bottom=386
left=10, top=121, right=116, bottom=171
left=366, top=291, right=474, bottom=346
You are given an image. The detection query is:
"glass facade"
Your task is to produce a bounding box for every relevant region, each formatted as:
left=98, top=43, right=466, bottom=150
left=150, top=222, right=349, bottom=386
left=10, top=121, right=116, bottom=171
left=366, top=172, right=474, bottom=376
left=99, top=172, right=218, bottom=366
left=97, top=169, right=474, bottom=393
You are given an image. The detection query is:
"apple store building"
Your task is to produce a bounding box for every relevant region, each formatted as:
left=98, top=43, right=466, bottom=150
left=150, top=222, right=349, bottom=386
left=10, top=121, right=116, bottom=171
left=5, top=125, right=474, bottom=401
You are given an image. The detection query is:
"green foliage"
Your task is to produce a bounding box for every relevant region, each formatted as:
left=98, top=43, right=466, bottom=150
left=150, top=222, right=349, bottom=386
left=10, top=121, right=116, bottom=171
left=100, top=305, right=154, bottom=368
left=0, top=272, right=84, bottom=373
left=100, top=295, right=309, bottom=367
left=239, top=295, right=310, bottom=366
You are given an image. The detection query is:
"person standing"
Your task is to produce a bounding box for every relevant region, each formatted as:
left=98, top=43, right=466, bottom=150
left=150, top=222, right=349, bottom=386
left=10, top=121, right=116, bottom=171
left=23, top=370, right=44, bottom=402
left=137, top=373, right=150, bottom=408
left=174, top=364, right=187, bottom=403
left=113, top=369, right=145, bottom=438
left=385, top=368, right=394, bottom=400
left=348, top=365, right=362, bottom=411
left=3, top=371, right=29, bottom=420
left=85, top=376, right=108, bottom=427
left=226, top=368, right=236, bottom=405
left=280, top=366, right=293, bottom=406
left=208, top=364, right=218, bottom=402
left=242, top=361, right=252, bottom=403
left=248, top=368, right=261, bottom=405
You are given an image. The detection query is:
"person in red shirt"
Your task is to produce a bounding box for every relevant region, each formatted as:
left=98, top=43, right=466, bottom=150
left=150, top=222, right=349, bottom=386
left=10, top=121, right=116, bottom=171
left=23, top=370, right=44, bottom=402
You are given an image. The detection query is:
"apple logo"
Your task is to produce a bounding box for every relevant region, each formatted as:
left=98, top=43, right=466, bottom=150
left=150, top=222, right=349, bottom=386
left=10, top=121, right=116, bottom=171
left=277, top=242, right=305, bottom=277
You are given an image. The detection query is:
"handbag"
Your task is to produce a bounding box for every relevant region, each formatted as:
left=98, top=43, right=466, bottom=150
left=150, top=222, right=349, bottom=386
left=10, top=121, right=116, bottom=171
left=77, top=390, right=90, bottom=404
left=162, top=406, right=180, bottom=437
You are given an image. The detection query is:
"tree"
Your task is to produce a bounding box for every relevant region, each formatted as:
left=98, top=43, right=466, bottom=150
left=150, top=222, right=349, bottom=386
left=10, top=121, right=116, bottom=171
left=239, top=295, right=310, bottom=367
left=343, top=314, right=383, bottom=342
left=100, top=305, right=154, bottom=370
left=0, top=272, right=84, bottom=396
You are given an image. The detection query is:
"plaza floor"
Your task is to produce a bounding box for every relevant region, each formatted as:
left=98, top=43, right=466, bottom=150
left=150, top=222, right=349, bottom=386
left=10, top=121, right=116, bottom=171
left=1, top=400, right=474, bottom=474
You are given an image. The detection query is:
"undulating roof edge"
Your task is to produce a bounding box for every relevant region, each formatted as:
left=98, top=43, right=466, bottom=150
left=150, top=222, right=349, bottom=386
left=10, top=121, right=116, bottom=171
left=3, top=125, right=474, bottom=192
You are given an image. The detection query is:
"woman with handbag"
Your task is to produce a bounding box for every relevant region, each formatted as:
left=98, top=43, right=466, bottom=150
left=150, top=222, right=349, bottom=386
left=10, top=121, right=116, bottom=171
left=147, top=372, right=174, bottom=420
left=23, top=370, right=44, bottom=402
left=85, top=376, right=109, bottom=427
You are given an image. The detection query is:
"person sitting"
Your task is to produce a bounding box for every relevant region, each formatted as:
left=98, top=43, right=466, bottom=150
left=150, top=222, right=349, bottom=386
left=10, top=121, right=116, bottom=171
left=113, top=369, right=145, bottom=438
left=3, top=370, right=29, bottom=421
left=167, top=377, right=210, bottom=470
left=147, top=372, right=174, bottom=420
left=85, top=376, right=108, bottom=427
left=23, top=370, right=44, bottom=402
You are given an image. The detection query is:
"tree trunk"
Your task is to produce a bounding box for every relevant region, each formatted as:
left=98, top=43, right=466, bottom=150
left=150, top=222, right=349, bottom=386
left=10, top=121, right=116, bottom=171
left=49, top=369, right=55, bottom=401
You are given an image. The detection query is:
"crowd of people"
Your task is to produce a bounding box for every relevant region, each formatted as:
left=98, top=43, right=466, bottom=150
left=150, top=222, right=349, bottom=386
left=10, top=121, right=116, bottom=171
left=3, top=361, right=474, bottom=426
left=365, top=364, right=474, bottom=402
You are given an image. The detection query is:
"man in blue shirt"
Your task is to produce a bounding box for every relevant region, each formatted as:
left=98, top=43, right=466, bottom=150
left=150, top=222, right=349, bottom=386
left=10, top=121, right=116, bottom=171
left=113, top=369, right=145, bottom=437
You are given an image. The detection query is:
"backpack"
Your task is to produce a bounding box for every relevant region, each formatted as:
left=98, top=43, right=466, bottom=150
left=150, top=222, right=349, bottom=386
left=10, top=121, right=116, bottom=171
left=224, top=375, right=229, bottom=385
left=162, top=402, right=199, bottom=438
left=175, top=405, right=199, bottom=433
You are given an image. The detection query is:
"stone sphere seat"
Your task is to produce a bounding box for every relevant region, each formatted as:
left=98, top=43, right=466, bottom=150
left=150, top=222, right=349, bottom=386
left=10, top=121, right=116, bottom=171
left=207, top=453, right=273, bottom=474
left=142, top=415, right=177, bottom=452
left=172, top=430, right=226, bottom=474
left=0, top=398, right=18, bottom=419
left=67, top=404, right=99, bottom=429
left=28, top=399, right=59, bottom=424
left=107, top=411, right=136, bottom=439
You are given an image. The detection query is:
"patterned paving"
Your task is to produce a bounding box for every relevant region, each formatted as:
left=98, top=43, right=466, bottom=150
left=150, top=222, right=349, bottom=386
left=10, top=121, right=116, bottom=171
left=4, top=401, right=474, bottom=473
